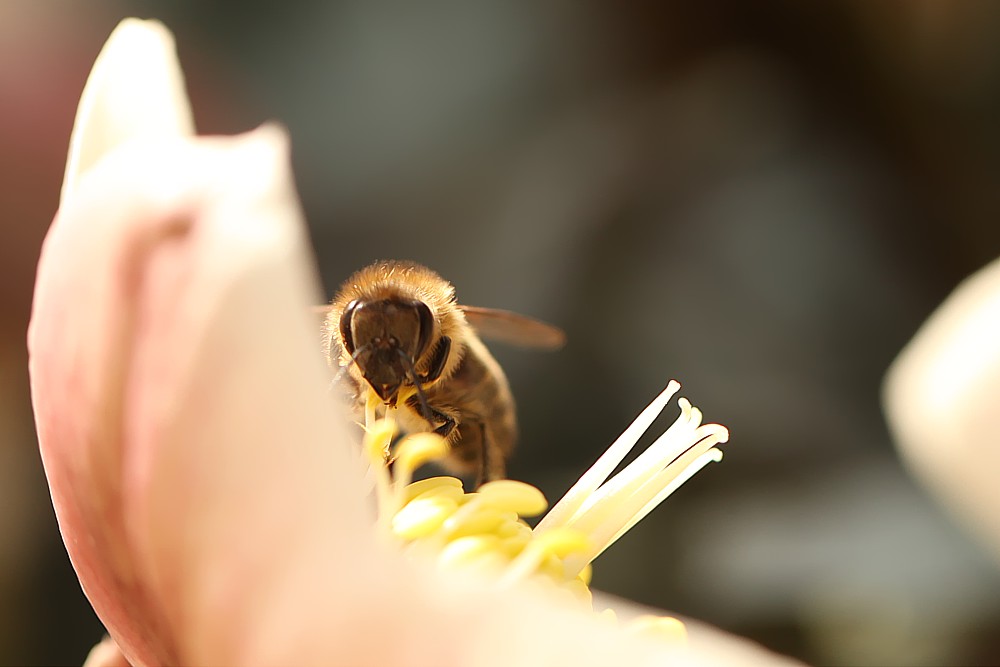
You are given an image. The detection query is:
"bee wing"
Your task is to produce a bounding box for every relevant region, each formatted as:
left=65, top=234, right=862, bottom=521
left=459, top=305, right=565, bottom=350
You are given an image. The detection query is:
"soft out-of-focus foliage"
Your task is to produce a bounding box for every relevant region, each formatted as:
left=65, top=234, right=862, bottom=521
left=7, top=2, right=1000, bottom=665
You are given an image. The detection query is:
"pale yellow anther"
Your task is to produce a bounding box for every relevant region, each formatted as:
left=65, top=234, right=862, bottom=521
left=394, top=433, right=450, bottom=477
left=438, top=535, right=503, bottom=568
left=442, top=507, right=518, bottom=540
left=525, top=527, right=591, bottom=559
left=363, top=419, right=396, bottom=464
left=496, top=533, right=532, bottom=558
left=401, top=476, right=463, bottom=504
left=538, top=554, right=568, bottom=580
left=456, top=492, right=480, bottom=506
left=391, top=496, right=458, bottom=540
left=363, top=418, right=397, bottom=523
left=407, top=483, right=465, bottom=506
left=392, top=433, right=451, bottom=513
left=626, top=615, right=688, bottom=644
left=364, top=390, right=379, bottom=429
left=458, top=551, right=510, bottom=577
left=500, top=527, right=591, bottom=585
left=577, top=562, right=593, bottom=586
left=495, top=520, right=532, bottom=541
left=475, top=480, right=549, bottom=517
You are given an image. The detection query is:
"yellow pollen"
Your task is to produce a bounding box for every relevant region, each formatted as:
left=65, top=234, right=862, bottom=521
left=358, top=380, right=725, bottom=646
left=391, top=495, right=458, bottom=539
left=627, top=615, right=688, bottom=643
left=475, top=479, right=549, bottom=516
left=438, top=535, right=502, bottom=567
left=401, top=476, right=463, bottom=503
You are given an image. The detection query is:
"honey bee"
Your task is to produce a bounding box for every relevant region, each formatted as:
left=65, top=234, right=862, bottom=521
left=322, top=260, right=564, bottom=485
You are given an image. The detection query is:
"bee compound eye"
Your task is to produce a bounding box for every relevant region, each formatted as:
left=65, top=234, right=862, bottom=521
left=413, top=300, right=434, bottom=359
left=339, top=299, right=361, bottom=354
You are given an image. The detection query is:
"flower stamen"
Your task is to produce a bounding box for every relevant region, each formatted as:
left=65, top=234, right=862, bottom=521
left=356, top=380, right=727, bottom=644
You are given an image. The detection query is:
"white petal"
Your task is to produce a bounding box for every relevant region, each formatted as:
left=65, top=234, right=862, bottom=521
left=595, top=594, right=805, bottom=667
left=62, top=18, right=195, bottom=205
left=885, top=255, right=1000, bottom=562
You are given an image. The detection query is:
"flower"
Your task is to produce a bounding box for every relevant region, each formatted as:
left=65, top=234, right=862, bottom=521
left=885, top=256, right=1000, bottom=564
left=30, top=18, right=798, bottom=667
left=368, top=382, right=729, bottom=642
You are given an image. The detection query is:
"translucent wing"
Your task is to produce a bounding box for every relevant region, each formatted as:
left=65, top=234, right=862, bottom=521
left=460, top=305, right=565, bottom=350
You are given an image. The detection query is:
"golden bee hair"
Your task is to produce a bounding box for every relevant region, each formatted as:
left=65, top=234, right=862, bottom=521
left=324, top=260, right=469, bottom=383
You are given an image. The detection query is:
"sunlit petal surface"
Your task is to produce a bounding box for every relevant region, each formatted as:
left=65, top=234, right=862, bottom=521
left=32, top=125, right=363, bottom=666
left=62, top=18, right=194, bottom=204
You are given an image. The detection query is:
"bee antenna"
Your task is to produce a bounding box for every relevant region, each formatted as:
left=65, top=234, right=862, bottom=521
left=330, top=343, right=369, bottom=391
left=397, top=349, right=433, bottom=423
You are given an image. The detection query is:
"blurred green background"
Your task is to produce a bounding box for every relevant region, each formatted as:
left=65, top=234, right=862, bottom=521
left=5, top=1, right=1000, bottom=665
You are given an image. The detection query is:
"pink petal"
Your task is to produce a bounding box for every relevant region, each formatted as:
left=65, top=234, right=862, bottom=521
left=30, top=127, right=369, bottom=666
left=885, top=256, right=1000, bottom=563
left=31, top=150, right=184, bottom=666
left=109, top=129, right=372, bottom=664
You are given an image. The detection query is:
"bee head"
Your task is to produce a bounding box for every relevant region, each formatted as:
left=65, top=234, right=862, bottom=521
left=338, top=298, right=435, bottom=404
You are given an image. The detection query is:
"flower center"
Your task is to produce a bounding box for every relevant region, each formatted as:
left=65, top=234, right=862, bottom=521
left=359, top=380, right=728, bottom=644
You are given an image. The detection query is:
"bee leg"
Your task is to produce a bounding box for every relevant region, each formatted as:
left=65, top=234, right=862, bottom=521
left=406, top=396, right=503, bottom=488
left=433, top=415, right=457, bottom=440
left=404, top=395, right=456, bottom=439
left=474, top=422, right=489, bottom=488
left=469, top=420, right=505, bottom=488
